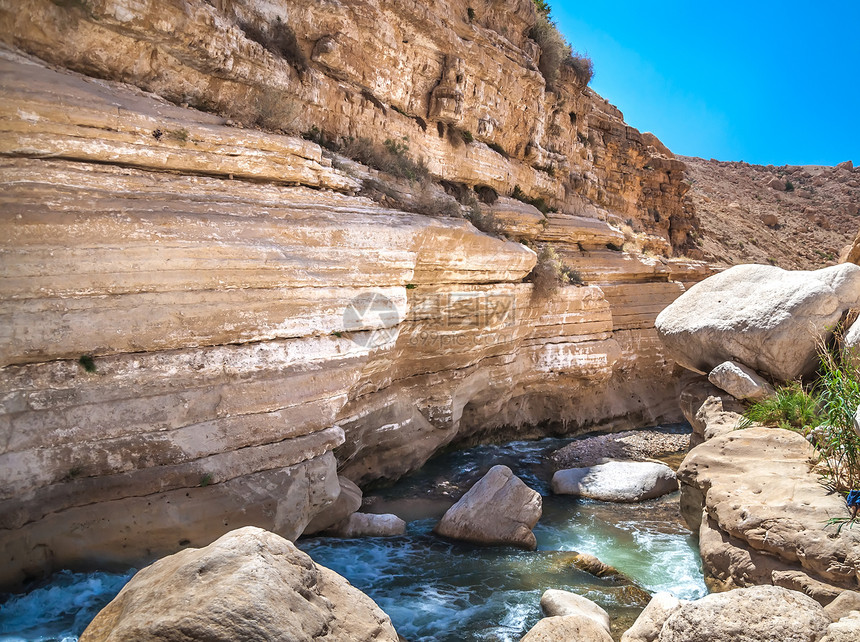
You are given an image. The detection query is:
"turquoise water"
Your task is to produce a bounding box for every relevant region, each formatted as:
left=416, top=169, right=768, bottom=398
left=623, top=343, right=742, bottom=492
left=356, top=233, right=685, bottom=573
left=0, top=570, right=134, bottom=642
left=0, top=431, right=705, bottom=641
left=300, top=434, right=706, bottom=641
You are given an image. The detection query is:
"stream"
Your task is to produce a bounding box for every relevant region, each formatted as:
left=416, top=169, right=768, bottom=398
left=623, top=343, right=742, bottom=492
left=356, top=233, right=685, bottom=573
left=0, top=428, right=706, bottom=642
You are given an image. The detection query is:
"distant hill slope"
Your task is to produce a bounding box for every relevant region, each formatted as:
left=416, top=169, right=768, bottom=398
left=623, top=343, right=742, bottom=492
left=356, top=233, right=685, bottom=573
left=683, top=156, right=859, bottom=269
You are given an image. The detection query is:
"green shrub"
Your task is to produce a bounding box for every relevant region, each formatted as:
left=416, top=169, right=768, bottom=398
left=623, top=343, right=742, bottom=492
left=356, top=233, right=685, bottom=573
left=467, top=6, right=475, bottom=21
left=341, top=136, right=428, bottom=181
left=532, top=0, right=552, bottom=18
left=743, top=347, right=860, bottom=492
left=785, top=180, right=795, bottom=191
left=742, top=381, right=820, bottom=433
left=813, top=349, right=860, bottom=491
left=78, top=354, right=96, bottom=373
left=511, top=185, right=555, bottom=214
left=487, top=141, right=509, bottom=158
left=561, top=266, right=585, bottom=285
left=528, top=244, right=572, bottom=298
left=530, top=14, right=568, bottom=87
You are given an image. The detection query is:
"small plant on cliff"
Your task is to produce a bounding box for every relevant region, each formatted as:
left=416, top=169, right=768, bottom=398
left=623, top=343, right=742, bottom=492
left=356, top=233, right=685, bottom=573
left=532, top=0, right=552, bottom=18
left=564, top=51, right=594, bottom=87
left=341, top=136, right=428, bottom=182
left=530, top=13, right=568, bottom=87
left=78, top=354, right=96, bottom=373
left=561, top=265, right=585, bottom=286
left=511, top=185, right=555, bottom=215
left=528, top=244, right=572, bottom=298
left=168, top=128, right=189, bottom=144
left=465, top=206, right=504, bottom=238
left=785, top=180, right=795, bottom=191
left=486, top=141, right=509, bottom=158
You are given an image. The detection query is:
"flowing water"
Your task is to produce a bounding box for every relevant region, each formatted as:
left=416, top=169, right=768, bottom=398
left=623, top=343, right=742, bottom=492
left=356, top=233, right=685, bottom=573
left=0, top=430, right=706, bottom=642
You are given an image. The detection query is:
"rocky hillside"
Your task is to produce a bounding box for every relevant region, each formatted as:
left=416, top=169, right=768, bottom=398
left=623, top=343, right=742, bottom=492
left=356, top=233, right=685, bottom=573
left=684, top=156, right=860, bottom=269
left=0, top=0, right=713, bottom=587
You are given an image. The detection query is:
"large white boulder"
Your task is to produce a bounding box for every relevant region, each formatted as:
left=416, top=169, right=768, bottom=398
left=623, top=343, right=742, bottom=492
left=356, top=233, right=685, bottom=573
left=79, top=526, right=398, bottom=642
left=657, top=585, right=829, bottom=642
left=656, top=263, right=860, bottom=381
left=552, top=461, right=678, bottom=502
left=435, top=465, right=542, bottom=550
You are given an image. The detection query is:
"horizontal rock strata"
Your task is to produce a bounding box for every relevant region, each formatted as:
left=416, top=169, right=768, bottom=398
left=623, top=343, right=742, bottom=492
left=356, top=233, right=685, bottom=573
left=0, top=4, right=711, bottom=587
left=0, top=0, right=698, bottom=249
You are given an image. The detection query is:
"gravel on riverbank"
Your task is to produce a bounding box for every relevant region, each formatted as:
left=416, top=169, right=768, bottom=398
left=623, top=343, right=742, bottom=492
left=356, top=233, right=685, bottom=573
left=549, top=425, right=692, bottom=471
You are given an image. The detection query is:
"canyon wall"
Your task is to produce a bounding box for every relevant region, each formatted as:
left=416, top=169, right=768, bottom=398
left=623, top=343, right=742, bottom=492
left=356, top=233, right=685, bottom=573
left=0, top=0, right=709, bottom=587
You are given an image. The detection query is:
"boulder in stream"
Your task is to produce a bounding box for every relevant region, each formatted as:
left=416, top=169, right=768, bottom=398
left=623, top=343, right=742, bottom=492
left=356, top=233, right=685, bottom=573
left=620, top=592, right=684, bottom=642
left=552, top=461, right=678, bottom=502
left=435, top=464, right=542, bottom=550
left=324, top=512, right=406, bottom=537
left=520, top=614, right=612, bottom=642
left=540, top=589, right=611, bottom=633
left=79, top=526, right=398, bottom=642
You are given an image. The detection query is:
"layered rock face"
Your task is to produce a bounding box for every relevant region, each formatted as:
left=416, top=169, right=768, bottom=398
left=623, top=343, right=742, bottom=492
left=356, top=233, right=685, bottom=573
left=0, top=0, right=710, bottom=587
left=0, top=0, right=698, bottom=250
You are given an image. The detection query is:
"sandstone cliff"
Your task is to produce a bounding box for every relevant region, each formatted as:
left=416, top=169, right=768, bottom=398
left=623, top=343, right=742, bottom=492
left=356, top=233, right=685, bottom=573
left=0, top=0, right=709, bottom=587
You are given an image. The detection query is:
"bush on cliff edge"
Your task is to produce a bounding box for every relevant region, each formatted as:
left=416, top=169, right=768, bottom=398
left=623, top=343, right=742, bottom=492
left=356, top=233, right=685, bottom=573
left=530, top=2, right=594, bottom=88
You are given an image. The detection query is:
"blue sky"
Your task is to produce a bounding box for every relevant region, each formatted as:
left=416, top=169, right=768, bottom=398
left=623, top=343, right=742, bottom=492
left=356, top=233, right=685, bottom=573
left=551, top=1, right=859, bottom=166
